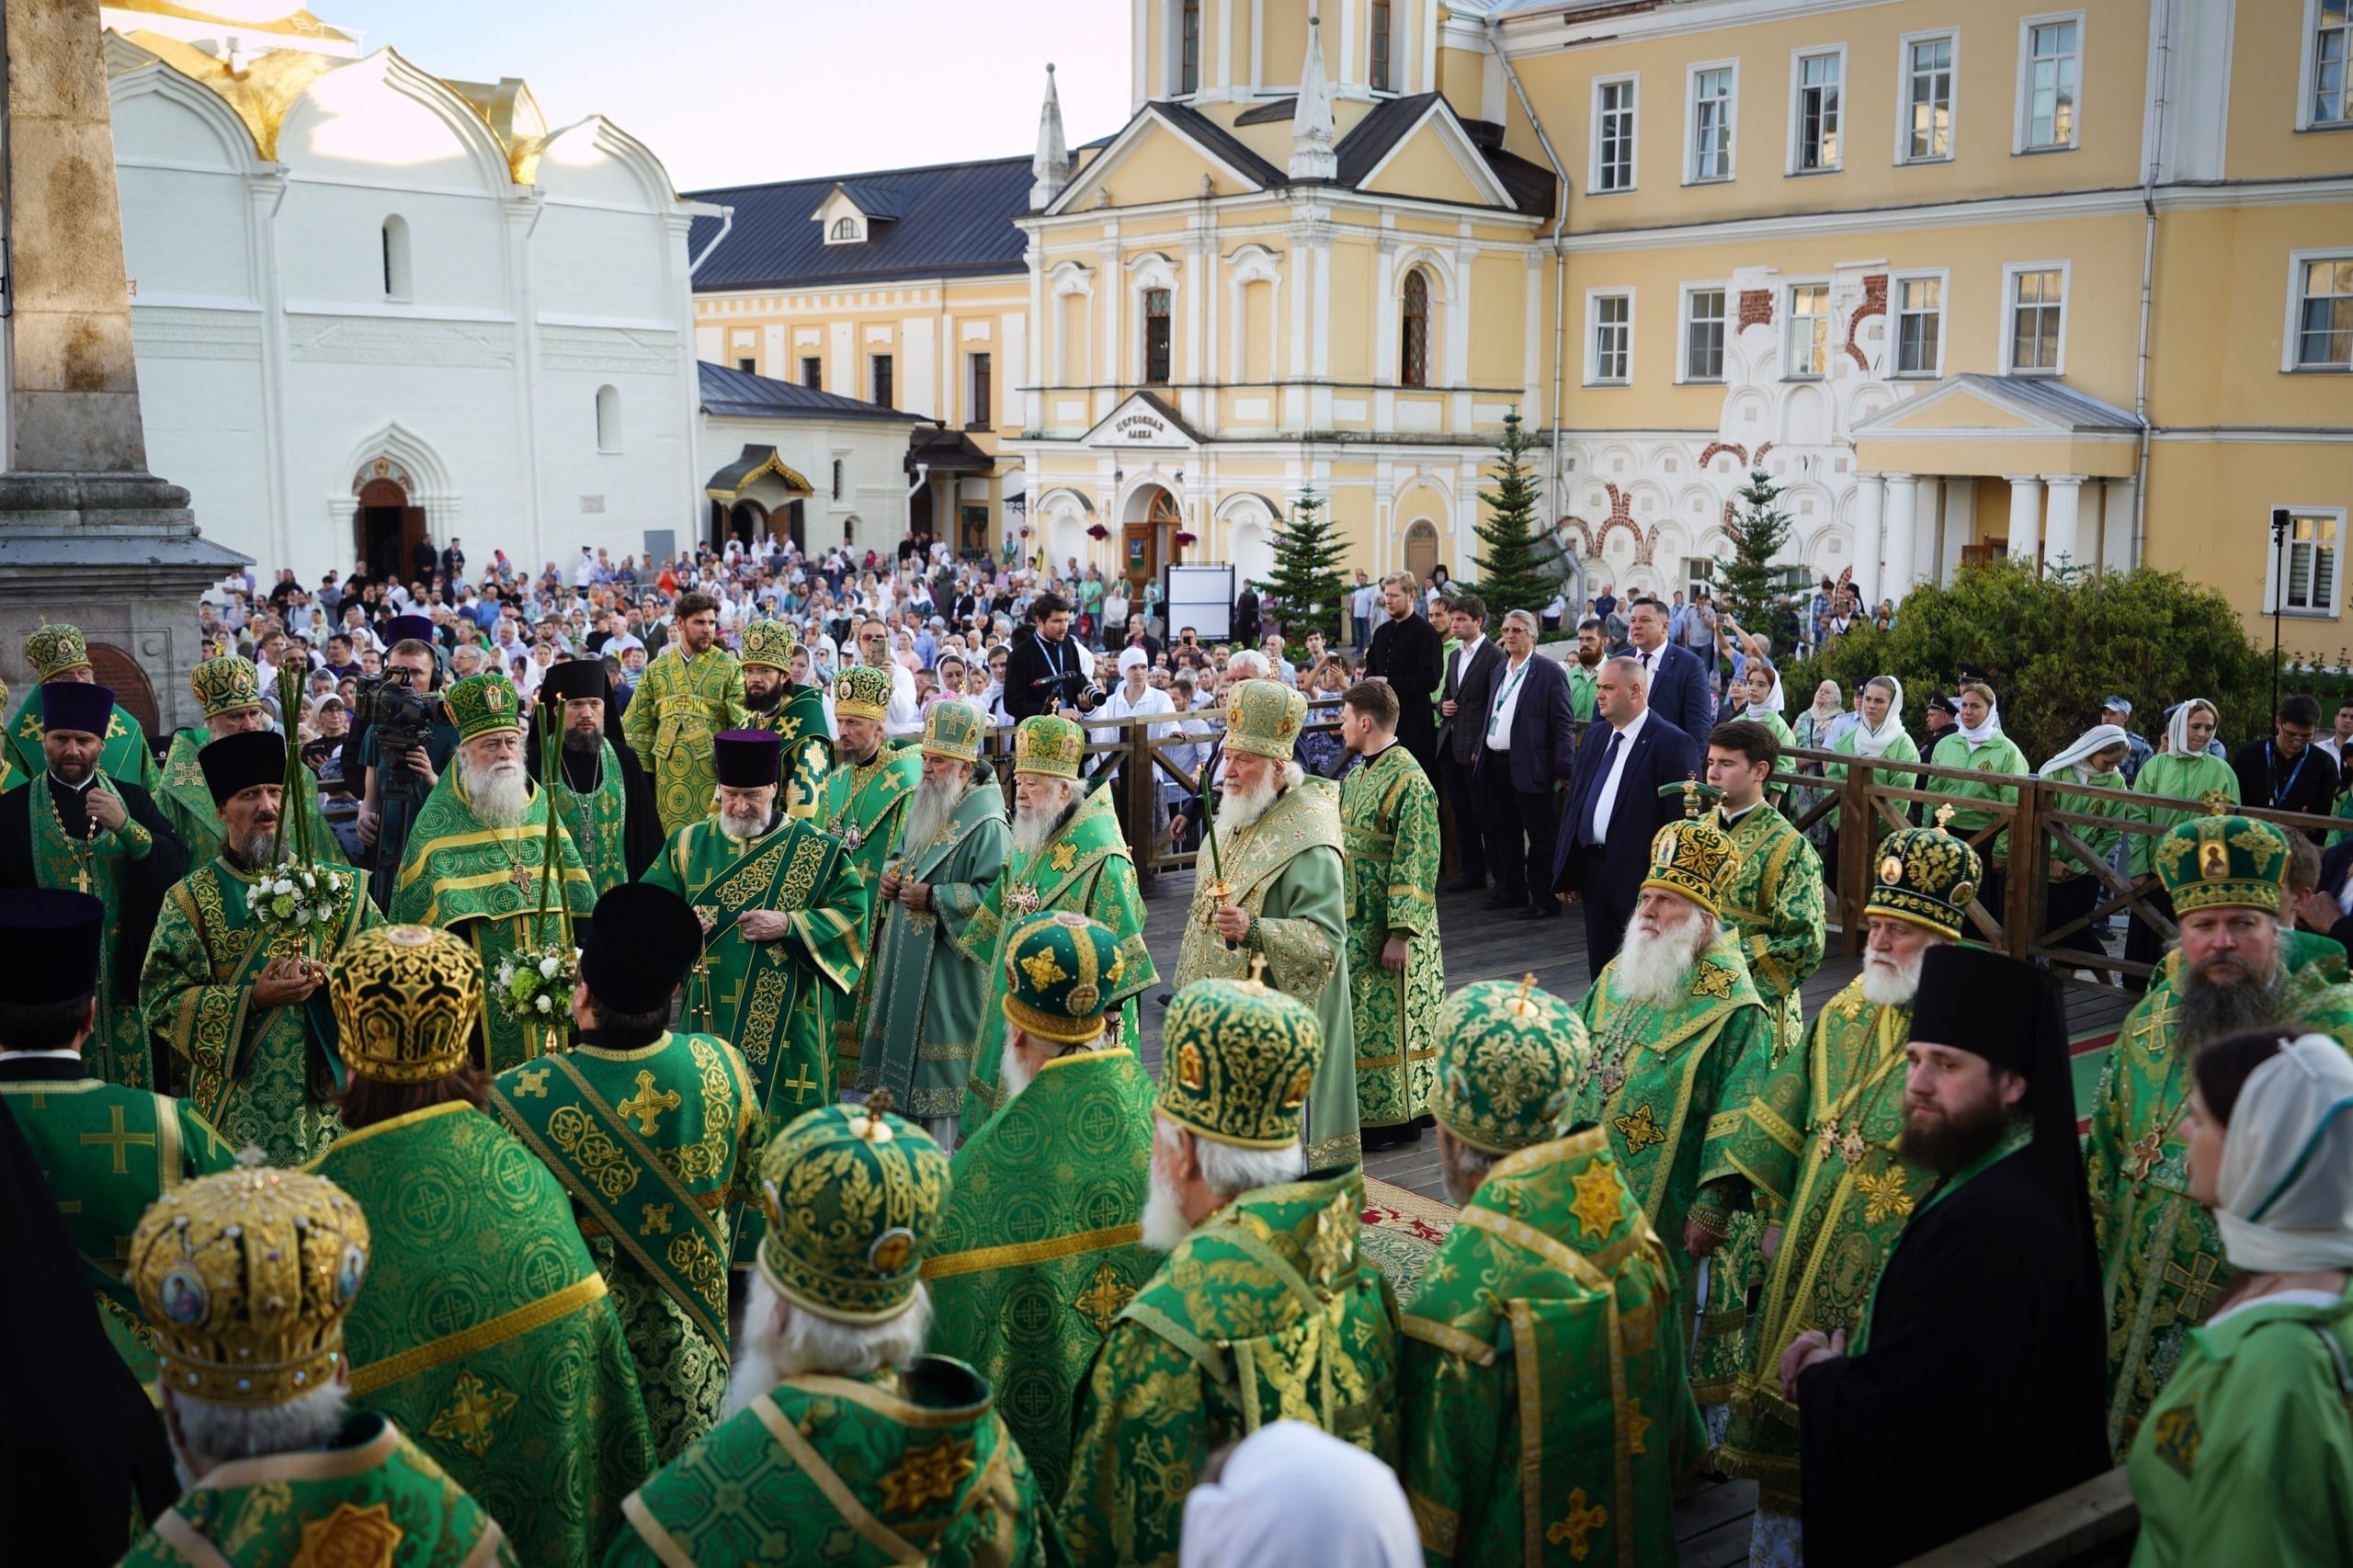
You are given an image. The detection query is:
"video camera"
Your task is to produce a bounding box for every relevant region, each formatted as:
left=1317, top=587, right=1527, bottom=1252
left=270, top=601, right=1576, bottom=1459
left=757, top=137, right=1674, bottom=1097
left=1032, top=665, right=1107, bottom=714
left=352, top=669, right=447, bottom=803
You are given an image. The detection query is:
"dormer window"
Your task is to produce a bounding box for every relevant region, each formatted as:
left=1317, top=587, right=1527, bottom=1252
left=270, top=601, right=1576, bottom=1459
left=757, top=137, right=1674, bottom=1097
left=813, top=183, right=898, bottom=245
left=831, top=217, right=861, bottom=242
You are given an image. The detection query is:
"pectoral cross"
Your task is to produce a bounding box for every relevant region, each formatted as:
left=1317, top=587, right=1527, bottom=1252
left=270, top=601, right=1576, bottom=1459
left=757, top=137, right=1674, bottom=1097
left=2126, top=1124, right=2170, bottom=1182
left=72, top=862, right=93, bottom=895
left=2164, top=1253, right=2224, bottom=1322
left=80, top=1105, right=156, bottom=1176
left=779, top=1064, right=820, bottom=1104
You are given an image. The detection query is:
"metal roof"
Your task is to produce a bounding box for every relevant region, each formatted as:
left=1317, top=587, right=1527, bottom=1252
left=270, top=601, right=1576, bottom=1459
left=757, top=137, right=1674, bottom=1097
left=687, top=155, right=1032, bottom=292
left=697, top=360, right=926, bottom=423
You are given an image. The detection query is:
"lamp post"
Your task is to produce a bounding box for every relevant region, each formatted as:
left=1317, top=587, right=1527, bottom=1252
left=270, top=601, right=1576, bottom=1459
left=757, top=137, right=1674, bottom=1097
left=2272, top=507, right=2292, bottom=719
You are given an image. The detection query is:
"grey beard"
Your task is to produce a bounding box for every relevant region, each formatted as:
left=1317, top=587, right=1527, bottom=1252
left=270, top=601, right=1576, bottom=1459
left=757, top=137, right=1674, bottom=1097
left=901, top=774, right=966, bottom=856
left=1140, top=1169, right=1191, bottom=1253
left=2177, top=962, right=2285, bottom=1050
left=1613, top=915, right=1716, bottom=1007
left=1860, top=947, right=1928, bottom=1008
left=1012, top=793, right=1077, bottom=858
left=1217, top=778, right=1279, bottom=833
left=224, top=830, right=278, bottom=871
left=720, top=806, right=773, bottom=842
left=998, top=1036, right=1033, bottom=1103
left=460, top=759, right=529, bottom=829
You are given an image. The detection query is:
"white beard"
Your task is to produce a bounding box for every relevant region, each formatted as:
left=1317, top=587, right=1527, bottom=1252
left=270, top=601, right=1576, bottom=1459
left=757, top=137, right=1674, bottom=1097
left=1012, top=787, right=1077, bottom=857
left=901, top=772, right=965, bottom=856
left=722, top=1332, right=780, bottom=1421
left=1613, top=910, right=1715, bottom=1007
left=1217, top=775, right=1279, bottom=833
left=720, top=803, right=772, bottom=841
left=1140, top=1167, right=1192, bottom=1253
left=1860, top=944, right=1929, bottom=1007
left=998, top=1035, right=1034, bottom=1102
left=460, top=756, right=529, bottom=829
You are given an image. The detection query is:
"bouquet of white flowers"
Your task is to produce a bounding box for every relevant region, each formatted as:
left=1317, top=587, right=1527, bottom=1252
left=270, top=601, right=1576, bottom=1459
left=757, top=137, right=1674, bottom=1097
left=493, top=943, right=577, bottom=1027
left=245, top=860, right=354, bottom=941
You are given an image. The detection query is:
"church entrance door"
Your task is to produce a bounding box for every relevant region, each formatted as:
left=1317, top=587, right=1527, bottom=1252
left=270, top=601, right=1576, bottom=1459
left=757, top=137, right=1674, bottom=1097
left=354, top=478, right=425, bottom=583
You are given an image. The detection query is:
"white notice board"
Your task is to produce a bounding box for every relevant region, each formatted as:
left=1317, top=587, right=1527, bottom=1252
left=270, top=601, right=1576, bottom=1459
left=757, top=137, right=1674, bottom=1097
left=1164, top=563, right=1234, bottom=642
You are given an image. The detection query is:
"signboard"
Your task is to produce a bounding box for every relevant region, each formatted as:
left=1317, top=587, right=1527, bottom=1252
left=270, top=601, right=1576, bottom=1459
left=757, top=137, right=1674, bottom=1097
left=1165, top=562, right=1234, bottom=642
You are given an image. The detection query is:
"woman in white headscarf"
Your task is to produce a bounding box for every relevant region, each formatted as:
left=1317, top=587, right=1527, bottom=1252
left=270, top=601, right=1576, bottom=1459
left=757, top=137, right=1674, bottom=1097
left=2036, top=722, right=2133, bottom=979
left=2128, top=1030, right=2353, bottom=1566
left=1179, top=1421, right=1421, bottom=1568
left=1819, top=676, right=1917, bottom=887
left=2123, top=699, right=2241, bottom=983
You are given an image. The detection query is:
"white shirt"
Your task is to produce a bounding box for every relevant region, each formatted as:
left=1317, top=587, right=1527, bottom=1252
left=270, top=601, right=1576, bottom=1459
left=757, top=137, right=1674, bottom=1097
left=1451, top=633, right=1486, bottom=687
left=1587, top=706, right=1651, bottom=844
left=1092, top=682, right=1176, bottom=771
left=1631, top=640, right=1666, bottom=684
left=1484, top=650, right=1535, bottom=752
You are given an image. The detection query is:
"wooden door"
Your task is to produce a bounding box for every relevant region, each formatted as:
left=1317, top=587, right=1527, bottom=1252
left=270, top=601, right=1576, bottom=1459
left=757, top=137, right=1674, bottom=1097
left=1404, top=520, right=1439, bottom=584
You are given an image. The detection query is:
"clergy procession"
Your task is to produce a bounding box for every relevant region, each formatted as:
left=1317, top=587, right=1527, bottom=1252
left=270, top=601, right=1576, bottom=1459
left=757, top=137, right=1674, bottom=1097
left=11, top=596, right=2353, bottom=1568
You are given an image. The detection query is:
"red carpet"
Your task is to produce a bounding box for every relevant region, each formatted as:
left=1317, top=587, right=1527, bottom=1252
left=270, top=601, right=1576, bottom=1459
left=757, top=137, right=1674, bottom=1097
left=1359, top=1176, right=1456, bottom=1305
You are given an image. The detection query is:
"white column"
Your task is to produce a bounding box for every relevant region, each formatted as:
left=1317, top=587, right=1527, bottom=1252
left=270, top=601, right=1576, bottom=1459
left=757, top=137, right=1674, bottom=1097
left=2042, top=474, right=2086, bottom=574
left=2101, top=476, right=2138, bottom=573
left=1913, top=478, right=1942, bottom=595
left=1851, top=473, right=1885, bottom=609
left=1882, top=473, right=1917, bottom=599
left=2006, top=475, right=2044, bottom=570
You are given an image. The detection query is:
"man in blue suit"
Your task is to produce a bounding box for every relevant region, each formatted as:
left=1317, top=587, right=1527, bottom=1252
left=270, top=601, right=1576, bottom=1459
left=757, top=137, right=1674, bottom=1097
left=1473, top=609, right=1578, bottom=919
left=1622, top=595, right=1713, bottom=745
left=1552, top=655, right=1700, bottom=979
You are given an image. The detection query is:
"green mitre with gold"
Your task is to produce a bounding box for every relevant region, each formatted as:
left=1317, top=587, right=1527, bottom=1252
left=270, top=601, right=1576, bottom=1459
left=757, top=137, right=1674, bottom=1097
left=1158, top=970, right=1321, bottom=1149
left=1223, top=677, right=1307, bottom=761
left=443, top=671, right=523, bottom=741
left=25, top=622, right=92, bottom=680
left=922, top=699, right=984, bottom=762
left=835, top=663, right=894, bottom=722
left=739, top=618, right=797, bottom=671
left=1003, top=910, right=1124, bottom=1044
left=190, top=654, right=265, bottom=719
left=2154, top=796, right=2291, bottom=915
left=1868, top=805, right=1985, bottom=940
left=1643, top=779, right=1740, bottom=917
left=1012, top=712, right=1085, bottom=778
left=756, top=1100, right=950, bottom=1324
left=1434, top=976, right=1591, bottom=1154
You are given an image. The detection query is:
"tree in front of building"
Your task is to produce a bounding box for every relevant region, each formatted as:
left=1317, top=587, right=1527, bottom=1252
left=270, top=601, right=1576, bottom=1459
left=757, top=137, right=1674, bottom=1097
left=1468, top=408, right=1564, bottom=622
left=1255, top=485, right=1349, bottom=645
left=1717, top=468, right=1803, bottom=653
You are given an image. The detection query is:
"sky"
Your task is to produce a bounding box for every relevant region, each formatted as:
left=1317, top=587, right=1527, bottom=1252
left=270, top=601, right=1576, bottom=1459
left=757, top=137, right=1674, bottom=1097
left=318, top=1, right=1133, bottom=190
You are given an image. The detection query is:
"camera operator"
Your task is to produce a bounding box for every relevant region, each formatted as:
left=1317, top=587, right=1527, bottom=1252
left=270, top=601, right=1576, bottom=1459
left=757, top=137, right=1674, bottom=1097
left=1004, top=591, right=1102, bottom=722
left=356, top=637, right=458, bottom=910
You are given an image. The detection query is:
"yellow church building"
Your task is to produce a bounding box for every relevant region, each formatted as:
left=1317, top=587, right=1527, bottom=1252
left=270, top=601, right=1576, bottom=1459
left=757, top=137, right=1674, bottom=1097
left=691, top=0, right=2351, bottom=637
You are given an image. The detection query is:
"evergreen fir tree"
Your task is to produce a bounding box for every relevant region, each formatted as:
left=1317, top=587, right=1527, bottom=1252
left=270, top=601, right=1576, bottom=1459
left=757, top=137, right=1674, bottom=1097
left=1470, top=408, right=1562, bottom=621
left=1253, top=486, right=1349, bottom=644
left=1718, top=468, right=1802, bottom=651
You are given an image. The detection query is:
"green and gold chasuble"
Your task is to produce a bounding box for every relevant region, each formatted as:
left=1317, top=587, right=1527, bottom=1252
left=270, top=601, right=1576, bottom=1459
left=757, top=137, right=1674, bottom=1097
left=18, top=772, right=167, bottom=1088
left=819, top=745, right=923, bottom=1090
left=1573, top=928, right=1775, bottom=1405
left=2086, top=944, right=2353, bottom=1455
left=123, top=1412, right=517, bottom=1567
left=7, top=686, right=157, bottom=792
left=141, top=858, right=378, bottom=1165
left=923, top=1047, right=1157, bottom=1502
left=0, top=1067, right=233, bottom=1383
left=620, top=643, right=747, bottom=838
left=489, top=1031, right=762, bottom=1463
left=156, top=727, right=344, bottom=873
left=609, top=1356, right=1057, bottom=1568
left=1714, top=980, right=1934, bottom=1510
left=1061, top=1166, right=1402, bottom=1568
left=386, top=772, right=596, bottom=1074
left=1399, top=1129, right=1705, bottom=1567
left=746, top=682, right=834, bottom=802
left=1175, top=778, right=1359, bottom=1167
left=549, top=737, right=635, bottom=897
left=956, top=786, right=1154, bottom=1143
left=858, top=780, right=1010, bottom=1119
left=1340, top=743, right=1445, bottom=1133
left=1712, top=802, right=1825, bottom=1058
left=311, top=1102, right=658, bottom=1568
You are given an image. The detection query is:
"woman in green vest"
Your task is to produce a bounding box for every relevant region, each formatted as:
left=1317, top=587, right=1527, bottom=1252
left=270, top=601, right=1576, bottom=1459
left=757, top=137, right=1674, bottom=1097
left=2124, top=699, right=2239, bottom=984
left=1928, top=680, right=2029, bottom=911
left=2037, top=723, right=2133, bottom=981
left=2128, top=1029, right=2353, bottom=1566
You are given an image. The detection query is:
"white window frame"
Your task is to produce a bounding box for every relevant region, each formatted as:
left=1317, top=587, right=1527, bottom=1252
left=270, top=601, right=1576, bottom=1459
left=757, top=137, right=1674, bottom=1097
left=2014, top=11, right=2086, bottom=154
left=1895, top=28, right=1960, bottom=165
left=1586, top=290, right=1634, bottom=385
left=2285, top=249, right=2353, bottom=371
left=1685, top=60, right=1739, bottom=184
left=2300, top=0, right=2353, bottom=131
left=2263, top=506, right=2347, bottom=619
left=1788, top=44, right=1847, bottom=175
left=1678, top=281, right=1730, bottom=384
left=1890, top=269, right=1949, bottom=379
left=1783, top=280, right=1832, bottom=380
left=2000, top=260, right=2071, bottom=376
left=1592, top=74, right=1640, bottom=195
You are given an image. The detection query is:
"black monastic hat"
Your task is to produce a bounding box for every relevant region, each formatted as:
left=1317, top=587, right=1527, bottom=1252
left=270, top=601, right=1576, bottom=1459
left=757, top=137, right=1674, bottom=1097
left=578, top=883, right=703, bottom=1015
left=539, top=660, right=609, bottom=706
left=199, top=730, right=286, bottom=809
left=381, top=615, right=436, bottom=648
left=713, top=729, right=781, bottom=789
left=40, top=683, right=114, bottom=738
left=0, top=888, right=105, bottom=1005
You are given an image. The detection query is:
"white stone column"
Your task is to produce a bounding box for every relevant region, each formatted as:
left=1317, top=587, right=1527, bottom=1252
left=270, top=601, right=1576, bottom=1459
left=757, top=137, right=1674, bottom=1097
left=2042, top=474, right=2086, bottom=574
left=1882, top=473, right=1918, bottom=599
left=1852, top=473, right=1885, bottom=609
left=2101, top=476, right=2138, bottom=573
left=2006, top=475, right=2044, bottom=569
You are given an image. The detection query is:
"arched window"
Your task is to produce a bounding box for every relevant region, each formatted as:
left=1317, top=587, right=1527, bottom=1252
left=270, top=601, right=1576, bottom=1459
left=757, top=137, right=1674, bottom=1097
left=1143, top=288, right=1173, bottom=384
left=381, top=215, right=412, bottom=301
left=1400, top=268, right=1430, bottom=388
left=830, top=217, right=860, bottom=241
left=595, top=385, right=620, bottom=452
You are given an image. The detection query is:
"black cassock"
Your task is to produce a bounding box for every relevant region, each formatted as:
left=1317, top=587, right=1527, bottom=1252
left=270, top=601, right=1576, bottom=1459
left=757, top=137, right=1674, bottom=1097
left=0, top=777, right=186, bottom=1027
left=1363, top=611, right=1443, bottom=776
left=1797, top=1145, right=2109, bottom=1568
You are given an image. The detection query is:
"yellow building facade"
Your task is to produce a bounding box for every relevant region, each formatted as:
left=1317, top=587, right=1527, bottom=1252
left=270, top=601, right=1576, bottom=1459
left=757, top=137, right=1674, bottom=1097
left=696, top=0, right=2351, bottom=639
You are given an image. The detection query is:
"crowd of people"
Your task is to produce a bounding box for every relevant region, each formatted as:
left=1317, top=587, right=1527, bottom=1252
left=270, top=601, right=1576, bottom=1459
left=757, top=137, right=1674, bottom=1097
left=5, top=528, right=2353, bottom=1568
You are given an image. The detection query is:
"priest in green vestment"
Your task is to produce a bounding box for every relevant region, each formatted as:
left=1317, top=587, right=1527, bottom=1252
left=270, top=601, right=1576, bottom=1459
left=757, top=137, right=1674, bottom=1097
left=0, top=680, right=187, bottom=1090
left=1336, top=677, right=1444, bottom=1150
left=1568, top=793, right=1777, bottom=1426
left=156, top=655, right=344, bottom=872
left=313, top=923, right=656, bottom=1567
left=1176, top=679, right=1359, bottom=1167
left=142, top=732, right=377, bottom=1165
left=860, top=700, right=1010, bottom=1139
left=642, top=730, right=870, bottom=1238
left=386, top=672, right=597, bottom=1074
left=821, top=664, right=923, bottom=1092
left=0, top=887, right=233, bottom=1385
left=621, top=591, right=747, bottom=838
left=489, top=883, right=763, bottom=1464
left=956, top=715, right=1154, bottom=1142
left=609, top=1101, right=1060, bottom=1568
left=121, top=1157, right=519, bottom=1566
left=6, top=623, right=158, bottom=792
left=738, top=617, right=833, bottom=808
left=923, top=911, right=1157, bottom=1503
left=1061, top=976, right=1402, bottom=1568
left=1714, top=820, right=1978, bottom=1565
left=529, top=659, right=660, bottom=897
left=1402, top=978, right=1706, bottom=1566
left=2085, top=807, right=2353, bottom=1455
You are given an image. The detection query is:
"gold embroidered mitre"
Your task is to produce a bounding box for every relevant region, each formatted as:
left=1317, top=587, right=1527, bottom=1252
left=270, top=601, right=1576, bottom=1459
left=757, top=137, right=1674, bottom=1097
left=757, top=1101, right=949, bottom=1324
left=1157, top=972, right=1322, bottom=1149
left=329, top=925, right=483, bottom=1084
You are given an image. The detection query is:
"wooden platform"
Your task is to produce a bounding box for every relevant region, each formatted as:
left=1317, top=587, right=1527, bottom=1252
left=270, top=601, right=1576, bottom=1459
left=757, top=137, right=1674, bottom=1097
left=1124, top=868, right=2140, bottom=1565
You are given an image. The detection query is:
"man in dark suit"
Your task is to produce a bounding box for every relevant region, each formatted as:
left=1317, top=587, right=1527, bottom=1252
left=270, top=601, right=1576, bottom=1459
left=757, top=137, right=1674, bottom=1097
left=1552, top=655, right=1699, bottom=978
left=1476, top=610, right=1578, bottom=919
left=1436, top=593, right=1505, bottom=891
left=1622, top=595, right=1712, bottom=745
left=1364, top=573, right=1443, bottom=779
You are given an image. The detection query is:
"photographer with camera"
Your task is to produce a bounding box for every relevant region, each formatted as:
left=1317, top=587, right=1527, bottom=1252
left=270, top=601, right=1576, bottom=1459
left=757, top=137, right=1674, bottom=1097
left=356, top=636, right=458, bottom=912
left=1003, top=591, right=1102, bottom=723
